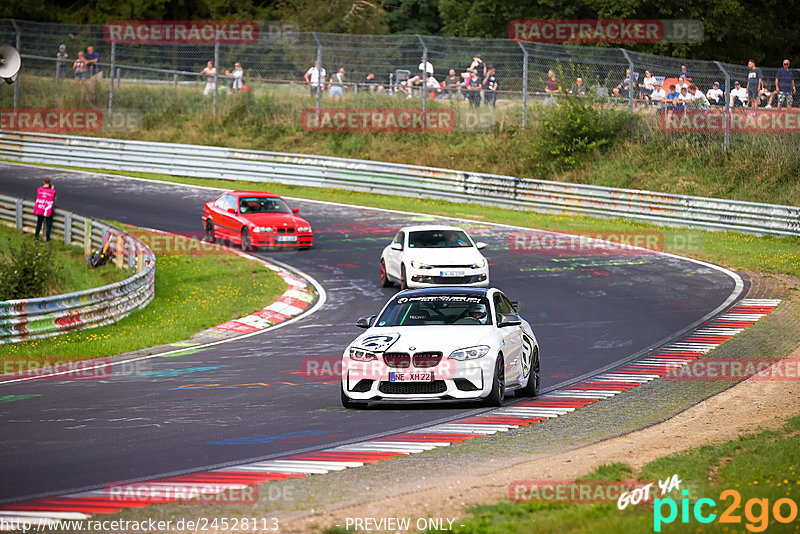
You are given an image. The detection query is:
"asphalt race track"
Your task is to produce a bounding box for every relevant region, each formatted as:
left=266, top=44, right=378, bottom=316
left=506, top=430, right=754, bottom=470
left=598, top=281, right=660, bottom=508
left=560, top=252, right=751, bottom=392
left=0, top=163, right=742, bottom=503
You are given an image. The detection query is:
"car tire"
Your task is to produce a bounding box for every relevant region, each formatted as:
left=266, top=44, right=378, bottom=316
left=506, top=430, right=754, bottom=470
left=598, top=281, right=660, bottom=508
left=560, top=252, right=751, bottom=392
left=380, top=260, right=393, bottom=287
left=240, top=228, right=253, bottom=252
left=517, top=346, right=540, bottom=397
left=205, top=221, right=215, bottom=243
left=341, top=385, right=367, bottom=409
left=483, top=355, right=505, bottom=407
left=400, top=264, right=408, bottom=290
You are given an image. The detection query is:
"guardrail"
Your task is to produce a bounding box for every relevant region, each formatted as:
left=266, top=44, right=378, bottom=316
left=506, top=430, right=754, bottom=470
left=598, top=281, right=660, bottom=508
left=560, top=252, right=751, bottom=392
left=0, top=192, right=155, bottom=344
left=1, top=131, right=798, bottom=236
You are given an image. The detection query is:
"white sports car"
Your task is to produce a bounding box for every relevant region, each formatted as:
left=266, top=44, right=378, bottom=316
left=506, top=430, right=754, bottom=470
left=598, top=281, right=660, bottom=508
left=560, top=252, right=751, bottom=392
left=341, top=287, right=540, bottom=408
left=380, top=225, right=489, bottom=289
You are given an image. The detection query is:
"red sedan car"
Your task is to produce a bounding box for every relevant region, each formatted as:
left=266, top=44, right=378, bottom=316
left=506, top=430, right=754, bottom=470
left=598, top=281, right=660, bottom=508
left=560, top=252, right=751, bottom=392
left=202, top=191, right=313, bottom=250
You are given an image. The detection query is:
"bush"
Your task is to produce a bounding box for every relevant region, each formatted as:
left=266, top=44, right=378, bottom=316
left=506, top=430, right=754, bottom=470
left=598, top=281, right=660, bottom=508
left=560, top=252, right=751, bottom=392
left=530, top=97, right=629, bottom=174
left=0, top=238, right=59, bottom=300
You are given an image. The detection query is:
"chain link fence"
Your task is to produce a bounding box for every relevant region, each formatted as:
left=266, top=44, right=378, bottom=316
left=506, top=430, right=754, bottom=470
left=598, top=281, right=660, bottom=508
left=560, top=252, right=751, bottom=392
left=1, top=19, right=798, bottom=149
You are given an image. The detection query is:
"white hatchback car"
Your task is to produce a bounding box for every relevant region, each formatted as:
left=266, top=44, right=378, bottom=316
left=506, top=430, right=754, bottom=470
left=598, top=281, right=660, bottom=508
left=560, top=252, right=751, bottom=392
left=341, top=287, right=541, bottom=408
left=380, top=225, right=489, bottom=289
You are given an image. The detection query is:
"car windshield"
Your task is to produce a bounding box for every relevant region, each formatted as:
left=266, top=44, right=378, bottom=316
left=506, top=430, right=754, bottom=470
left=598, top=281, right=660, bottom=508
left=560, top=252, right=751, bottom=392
left=408, top=230, right=472, bottom=248
left=239, top=197, right=291, bottom=214
left=375, top=295, right=492, bottom=326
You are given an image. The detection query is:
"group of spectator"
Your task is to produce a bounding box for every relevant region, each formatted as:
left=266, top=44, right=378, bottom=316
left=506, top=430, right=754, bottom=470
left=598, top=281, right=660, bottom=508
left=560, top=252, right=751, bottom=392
left=302, top=54, right=500, bottom=107
left=200, top=61, right=246, bottom=96
left=609, top=60, right=796, bottom=111
left=57, top=44, right=101, bottom=82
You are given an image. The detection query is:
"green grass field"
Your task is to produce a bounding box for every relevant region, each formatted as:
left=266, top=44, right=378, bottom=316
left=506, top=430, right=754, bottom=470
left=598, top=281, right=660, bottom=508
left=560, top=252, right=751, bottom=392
left=0, top=226, right=287, bottom=360
left=0, top=223, right=126, bottom=299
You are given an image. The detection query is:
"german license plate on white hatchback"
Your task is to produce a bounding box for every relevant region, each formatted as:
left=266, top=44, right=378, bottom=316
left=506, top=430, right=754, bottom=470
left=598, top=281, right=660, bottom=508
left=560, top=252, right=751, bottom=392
left=440, top=270, right=464, bottom=277
left=389, top=372, right=434, bottom=382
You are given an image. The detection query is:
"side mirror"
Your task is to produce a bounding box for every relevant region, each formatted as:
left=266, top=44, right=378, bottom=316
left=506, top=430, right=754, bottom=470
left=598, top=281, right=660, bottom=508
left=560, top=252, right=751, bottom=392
left=356, top=315, right=376, bottom=329
left=390, top=242, right=403, bottom=251
left=227, top=208, right=236, bottom=214
left=475, top=241, right=487, bottom=250
left=498, top=314, right=522, bottom=327
left=293, top=207, right=300, bottom=214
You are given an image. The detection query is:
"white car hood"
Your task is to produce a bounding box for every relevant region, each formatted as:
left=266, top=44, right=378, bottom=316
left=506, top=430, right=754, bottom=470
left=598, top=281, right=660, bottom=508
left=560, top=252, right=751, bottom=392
left=406, top=247, right=484, bottom=266
left=350, top=326, right=494, bottom=355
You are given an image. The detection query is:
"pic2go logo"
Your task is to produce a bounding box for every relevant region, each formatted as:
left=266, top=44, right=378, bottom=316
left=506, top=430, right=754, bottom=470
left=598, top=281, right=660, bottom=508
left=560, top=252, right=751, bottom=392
left=653, top=489, right=798, bottom=532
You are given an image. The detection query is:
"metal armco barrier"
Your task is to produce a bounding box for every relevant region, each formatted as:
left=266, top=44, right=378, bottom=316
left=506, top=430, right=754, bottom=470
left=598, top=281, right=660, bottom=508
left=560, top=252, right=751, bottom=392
left=1, top=131, right=798, bottom=236
left=0, top=192, right=155, bottom=344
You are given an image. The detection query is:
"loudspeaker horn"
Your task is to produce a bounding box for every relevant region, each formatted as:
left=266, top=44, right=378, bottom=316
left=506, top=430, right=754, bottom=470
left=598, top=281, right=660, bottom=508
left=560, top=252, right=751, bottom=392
left=0, top=45, right=21, bottom=84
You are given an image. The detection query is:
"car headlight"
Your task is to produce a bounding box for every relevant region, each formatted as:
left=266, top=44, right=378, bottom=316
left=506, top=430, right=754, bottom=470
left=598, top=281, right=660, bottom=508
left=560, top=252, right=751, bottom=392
left=448, top=345, right=490, bottom=360
left=472, top=258, right=487, bottom=269
left=297, top=226, right=312, bottom=233
left=410, top=260, right=433, bottom=269
left=253, top=226, right=274, bottom=233
left=349, top=347, right=378, bottom=361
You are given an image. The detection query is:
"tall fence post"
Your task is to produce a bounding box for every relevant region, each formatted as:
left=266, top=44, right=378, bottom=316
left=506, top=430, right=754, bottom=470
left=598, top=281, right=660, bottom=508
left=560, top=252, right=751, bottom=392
left=63, top=212, right=72, bottom=245
left=108, top=41, right=116, bottom=117
left=15, top=199, right=23, bottom=231
left=518, top=42, right=529, bottom=129
left=715, top=61, right=731, bottom=151
left=84, top=219, right=92, bottom=256
left=213, top=41, right=220, bottom=115
left=620, top=48, right=635, bottom=139
left=312, top=32, right=323, bottom=113
left=11, top=19, right=20, bottom=109
left=417, top=35, right=428, bottom=126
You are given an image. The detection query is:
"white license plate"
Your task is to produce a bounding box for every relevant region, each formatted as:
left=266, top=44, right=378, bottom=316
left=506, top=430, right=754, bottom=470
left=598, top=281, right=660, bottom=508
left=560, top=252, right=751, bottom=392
left=276, top=235, right=298, bottom=242
left=389, top=371, right=434, bottom=382
left=440, top=270, right=465, bottom=277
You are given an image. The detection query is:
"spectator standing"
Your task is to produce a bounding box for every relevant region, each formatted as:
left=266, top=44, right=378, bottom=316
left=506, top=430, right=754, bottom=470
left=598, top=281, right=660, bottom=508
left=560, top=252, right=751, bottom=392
left=225, top=62, right=243, bottom=92
left=483, top=65, right=498, bottom=108
left=33, top=178, right=56, bottom=242
left=775, top=59, right=796, bottom=109
left=544, top=69, right=561, bottom=105
left=706, top=81, right=724, bottom=106
left=200, top=60, right=216, bottom=96
left=444, top=68, right=461, bottom=99
left=304, top=60, right=326, bottom=98
left=56, top=44, right=68, bottom=60
left=73, top=51, right=87, bottom=83
left=746, top=60, right=764, bottom=108
left=677, top=65, right=693, bottom=84
left=329, top=68, right=345, bottom=99
left=730, top=81, right=747, bottom=107
left=466, top=70, right=482, bottom=107
left=84, top=46, right=101, bottom=79
left=470, top=55, right=485, bottom=80
left=613, top=69, right=635, bottom=98
left=569, top=77, right=588, bottom=95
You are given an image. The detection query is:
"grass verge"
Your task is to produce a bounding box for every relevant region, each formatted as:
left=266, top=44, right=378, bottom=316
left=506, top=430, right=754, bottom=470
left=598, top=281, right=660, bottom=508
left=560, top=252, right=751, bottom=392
left=0, top=222, right=126, bottom=298
left=21, top=164, right=800, bottom=277
left=449, top=414, right=800, bottom=533
left=0, top=225, right=287, bottom=361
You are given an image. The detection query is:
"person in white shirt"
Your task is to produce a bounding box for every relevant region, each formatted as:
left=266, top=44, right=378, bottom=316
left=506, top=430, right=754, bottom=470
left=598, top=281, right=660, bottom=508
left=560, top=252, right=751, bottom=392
left=706, top=81, right=724, bottom=106
left=225, top=62, right=244, bottom=92
left=200, top=60, right=216, bottom=96
left=304, top=60, right=326, bottom=97
left=729, top=81, right=748, bottom=107
left=640, top=69, right=657, bottom=100
left=650, top=85, right=668, bottom=110
left=688, top=85, right=711, bottom=109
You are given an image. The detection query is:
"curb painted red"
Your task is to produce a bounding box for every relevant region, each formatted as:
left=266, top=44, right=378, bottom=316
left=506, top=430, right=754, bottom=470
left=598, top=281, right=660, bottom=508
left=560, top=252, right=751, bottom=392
left=0, top=299, right=779, bottom=525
